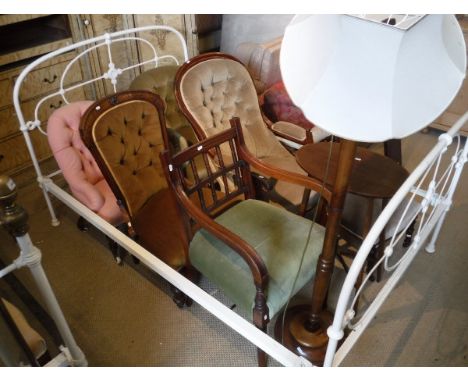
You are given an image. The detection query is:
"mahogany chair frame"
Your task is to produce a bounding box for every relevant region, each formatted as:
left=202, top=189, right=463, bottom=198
left=161, top=117, right=331, bottom=366
left=80, top=90, right=195, bottom=307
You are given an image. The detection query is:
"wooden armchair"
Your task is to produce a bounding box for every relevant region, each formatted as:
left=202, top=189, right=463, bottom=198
left=160, top=117, right=332, bottom=366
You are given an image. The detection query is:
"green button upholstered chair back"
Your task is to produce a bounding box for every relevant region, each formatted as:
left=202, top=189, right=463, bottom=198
left=160, top=118, right=331, bottom=366
left=129, top=65, right=196, bottom=151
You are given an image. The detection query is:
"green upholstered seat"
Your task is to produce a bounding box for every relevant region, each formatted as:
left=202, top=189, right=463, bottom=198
left=189, top=199, right=325, bottom=317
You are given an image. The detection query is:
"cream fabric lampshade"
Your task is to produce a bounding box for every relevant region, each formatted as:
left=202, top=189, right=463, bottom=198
left=280, top=15, right=466, bottom=142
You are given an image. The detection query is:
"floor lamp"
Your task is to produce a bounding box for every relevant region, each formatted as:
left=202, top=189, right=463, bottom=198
left=276, top=14, right=466, bottom=364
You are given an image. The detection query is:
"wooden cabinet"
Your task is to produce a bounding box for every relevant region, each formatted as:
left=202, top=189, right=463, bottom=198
left=0, top=15, right=77, bottom=175
left=431, top=15, right=468, bottom=136
left=0, top=14, right=199, bottom=176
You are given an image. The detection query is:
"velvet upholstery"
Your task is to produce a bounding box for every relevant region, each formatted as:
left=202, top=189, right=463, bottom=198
left=161, top=122, right=330, bottom=366
left=261, top=82, right=330, bottom=144
left=129, top=65, right=196, bottom=146
left=47, top=101, right=125, bottom=225
left=189, top=199, right=325, bottom=317
left=81, top=92, right=188, bottom=270
left=176, top=54, right=311, bottom=209
left=90, top=100, right=167, bottom=217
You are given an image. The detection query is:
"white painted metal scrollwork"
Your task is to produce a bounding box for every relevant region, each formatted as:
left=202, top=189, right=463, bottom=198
left=13, top=25, right=188, bottom=226
left=324, top=111, right=468, bottom=367
left=11, top=25, right=313, bottom=367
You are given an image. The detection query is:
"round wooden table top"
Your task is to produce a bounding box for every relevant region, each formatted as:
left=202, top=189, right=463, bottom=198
left=296, top=142, right=409, bottom=199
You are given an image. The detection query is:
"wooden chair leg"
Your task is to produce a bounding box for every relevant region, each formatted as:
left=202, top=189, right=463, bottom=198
left=76, top=216, right=89, bottom=231
left=403, top=218, right=417, bottom=248
left=170, top=266, right=200, bottom=308
left=298, top=188, right=311, bottom=216
left=253, top=289, right=269, bottom=367
left=257, top=346, right=268, bottom=367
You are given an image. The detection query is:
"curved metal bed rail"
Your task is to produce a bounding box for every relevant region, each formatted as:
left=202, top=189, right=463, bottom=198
left=324, top=111, right=468, bottom=366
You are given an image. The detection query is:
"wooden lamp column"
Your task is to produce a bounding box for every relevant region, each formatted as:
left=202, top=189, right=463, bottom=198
left=276, top=14, right=466, bottom=366
left=276, top=139, right=357, bottom=364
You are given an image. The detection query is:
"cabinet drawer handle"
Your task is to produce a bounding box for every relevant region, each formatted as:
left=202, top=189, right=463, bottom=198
left=43, top=75, right=58, bottom=84
left=49, top=101, right=63, bottom=110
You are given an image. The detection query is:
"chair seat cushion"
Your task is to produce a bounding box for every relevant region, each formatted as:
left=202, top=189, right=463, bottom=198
left=189, top=199, right=325, bottom=317
left=133, top=188, right=188, bottom=269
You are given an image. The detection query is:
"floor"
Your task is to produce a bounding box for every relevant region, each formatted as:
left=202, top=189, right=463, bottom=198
left=0, top=127, right=467, bottom=367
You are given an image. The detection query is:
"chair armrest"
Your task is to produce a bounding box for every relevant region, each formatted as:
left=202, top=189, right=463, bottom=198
left=231, top=117, right=332, bottom=204
left=160, top=150, right=269, bottom=288
left=169, top=180, right=269, bottom=289
left=271, top=121, right=310, bottom=145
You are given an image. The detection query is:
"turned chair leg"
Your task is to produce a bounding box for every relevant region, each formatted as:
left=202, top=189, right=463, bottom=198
left=76, top=216, right=89, bottom=231
left=107, top=223, right=132, bottom=265
left=170, top=266, right=200, bottom=308
left=253, top=289, right=269, bottom=367
left=170, top=285, right=191, bottom=308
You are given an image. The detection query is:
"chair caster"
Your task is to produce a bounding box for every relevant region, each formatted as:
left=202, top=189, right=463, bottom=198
left=171, top=286, right=191, bottom=308
left=113, top=255, right=123, bottom=266
left=77, top=216, right=89, bottom=231
left=402, top=234, right=413, bottom=248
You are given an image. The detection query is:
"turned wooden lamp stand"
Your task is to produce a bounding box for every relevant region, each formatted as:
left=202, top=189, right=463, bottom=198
left=275, top=14, right=466, bottom=365
left=276, top=139, right=356, bottom=364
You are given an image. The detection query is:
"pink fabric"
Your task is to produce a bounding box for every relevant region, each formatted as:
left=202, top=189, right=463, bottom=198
left=47, top=101, right=125, bottom=225
left=262, top=82, right=315, bottom=130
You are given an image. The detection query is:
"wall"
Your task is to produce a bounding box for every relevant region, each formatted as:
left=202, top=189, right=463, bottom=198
left=220, top=14, right=293, bottom=54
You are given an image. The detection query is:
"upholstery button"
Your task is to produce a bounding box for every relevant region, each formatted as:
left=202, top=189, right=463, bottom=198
left=132, top=170, right=137, bottom=175
left=141, top=112, right=146, bottom=119
left=123, top=118, right=128, bottom=125
left=120, top=158, right=124, bottom=165
left=107, top=129, right=112, bottom=136
left=121, top=138, right=125, bottom=144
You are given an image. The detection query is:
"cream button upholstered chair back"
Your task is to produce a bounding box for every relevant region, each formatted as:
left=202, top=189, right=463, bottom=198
left=174, top=53, right=313, bottom=213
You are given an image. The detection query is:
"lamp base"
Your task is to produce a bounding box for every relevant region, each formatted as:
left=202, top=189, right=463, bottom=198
left=274, top=304, right=333, bottom=366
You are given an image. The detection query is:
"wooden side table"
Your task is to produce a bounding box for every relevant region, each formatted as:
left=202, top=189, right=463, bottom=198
left=275, top=141, right=409, bottom=364
left=296, top=142, right=408, bottom=199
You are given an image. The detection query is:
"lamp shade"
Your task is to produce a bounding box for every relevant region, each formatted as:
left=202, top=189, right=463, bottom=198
left=280, top=15, right=466, bottom=142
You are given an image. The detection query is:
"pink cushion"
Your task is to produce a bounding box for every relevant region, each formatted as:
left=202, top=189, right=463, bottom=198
left=262, top=82, right=315, bottom=130
left=47, top=101, right=125, bottom=225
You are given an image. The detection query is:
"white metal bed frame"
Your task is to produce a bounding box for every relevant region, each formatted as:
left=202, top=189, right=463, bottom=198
left=9, top=25, right=468, bottom=367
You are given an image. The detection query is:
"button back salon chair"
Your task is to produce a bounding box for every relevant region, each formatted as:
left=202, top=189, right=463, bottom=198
left=47, top=101, right=128, bottom=263
left=174, top=52, right=317, bottom=214
left=79, top=90, right=197, bottom=307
